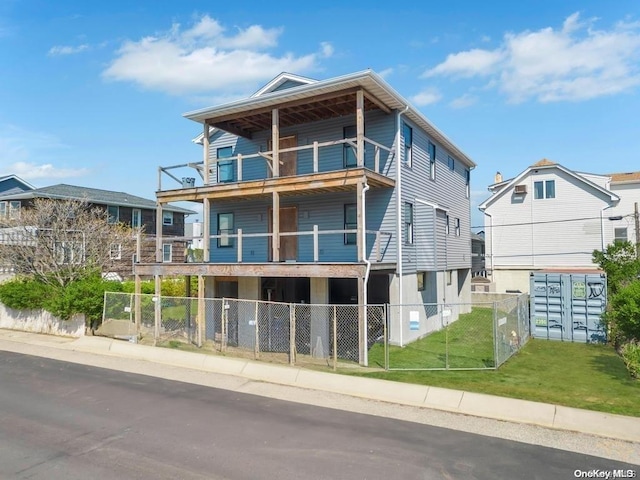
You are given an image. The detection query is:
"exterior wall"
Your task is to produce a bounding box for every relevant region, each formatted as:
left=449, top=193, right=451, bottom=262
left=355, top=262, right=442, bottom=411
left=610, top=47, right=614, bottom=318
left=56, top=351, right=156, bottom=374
left=400, top=117, right=471, bottom=274
left=208, top=191, right=395, bottom=263
left=608, top=182, right=640, bottom=246
left=491, top=269, right=532, bottom=294
left=484, top=167, right=613, bottom=285
left=0, top=177, right=32, bottom=195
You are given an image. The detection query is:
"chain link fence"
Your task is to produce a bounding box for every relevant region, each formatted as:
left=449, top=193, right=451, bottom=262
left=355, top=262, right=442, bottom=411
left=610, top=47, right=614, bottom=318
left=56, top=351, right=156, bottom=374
left=382, top=294, right=530, bottom=370
left=102, top=292, right=528, bottom=370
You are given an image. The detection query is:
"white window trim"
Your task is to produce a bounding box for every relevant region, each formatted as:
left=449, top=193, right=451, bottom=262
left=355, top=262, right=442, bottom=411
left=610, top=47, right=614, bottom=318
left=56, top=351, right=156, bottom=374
left=110, top=243, right=122, bottom=260
left=132, top=209, right=142, bottom=228
left=162, top=243, right=172, bottom=262
left=163, top=211, right=174, bottom=226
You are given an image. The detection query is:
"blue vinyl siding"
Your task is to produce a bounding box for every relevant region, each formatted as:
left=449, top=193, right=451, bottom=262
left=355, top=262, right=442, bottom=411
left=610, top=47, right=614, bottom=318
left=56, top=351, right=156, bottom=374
left=399, top=117, right=471, bottom=272
left=208, top=190, right=396, bottom=264
left=272, top=79, right=307, bottom=92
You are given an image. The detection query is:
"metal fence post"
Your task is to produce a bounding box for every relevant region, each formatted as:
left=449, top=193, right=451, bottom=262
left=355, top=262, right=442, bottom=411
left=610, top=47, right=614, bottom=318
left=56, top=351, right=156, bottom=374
left=289, top=303, right=295, bottom=366
left=254, top=300, right=260, bottom=360
left=443, top=305, right=449, bottom=370
left=493, top=301, right=499, bottom=369
left=332, top=305, right=337, bottom=371
left=222, top=297, right=227, bottom=352
left=384, top=303, right=389, bottom=371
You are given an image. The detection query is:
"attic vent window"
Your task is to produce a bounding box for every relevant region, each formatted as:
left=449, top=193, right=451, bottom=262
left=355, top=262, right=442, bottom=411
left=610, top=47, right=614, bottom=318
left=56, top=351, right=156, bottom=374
left=514, top=185, right=527, bottom=194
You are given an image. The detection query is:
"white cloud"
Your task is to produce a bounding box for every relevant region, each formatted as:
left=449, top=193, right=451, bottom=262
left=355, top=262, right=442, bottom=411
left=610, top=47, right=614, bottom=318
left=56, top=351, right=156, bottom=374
left=450, top=94, right=477, bottom=109
left=103, top=15, right=332, bottom=96
left=4, top=162, right=89, bottom=180
left=424, top=48, right=505, bottom=78
left=0, top=125, right=89, bottom=180
left=411, top=88, right=442, bottom=106
left=424, top=12, right=640, bottom=103
left=48, top=44, right=89, bottom=56
left=377, top=67, right=394, bottom=79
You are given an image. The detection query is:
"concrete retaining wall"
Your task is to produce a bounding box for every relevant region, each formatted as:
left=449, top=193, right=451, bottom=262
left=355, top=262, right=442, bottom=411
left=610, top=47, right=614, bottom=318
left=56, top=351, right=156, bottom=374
left=0, top=303, right=85, bottom=337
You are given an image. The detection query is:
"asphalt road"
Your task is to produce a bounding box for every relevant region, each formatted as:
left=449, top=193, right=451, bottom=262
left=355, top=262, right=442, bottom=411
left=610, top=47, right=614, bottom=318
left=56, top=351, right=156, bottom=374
left=0, top=351, right=636, bottom=480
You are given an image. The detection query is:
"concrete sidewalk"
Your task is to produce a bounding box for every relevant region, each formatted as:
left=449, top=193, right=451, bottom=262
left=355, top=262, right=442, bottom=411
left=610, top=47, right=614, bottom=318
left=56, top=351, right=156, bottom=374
left=1, top=329, right=639, bottom=445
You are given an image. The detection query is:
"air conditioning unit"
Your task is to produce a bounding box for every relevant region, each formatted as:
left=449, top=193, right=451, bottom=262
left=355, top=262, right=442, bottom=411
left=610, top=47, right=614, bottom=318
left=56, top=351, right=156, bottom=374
left=514, top=184, right=527, bottom=194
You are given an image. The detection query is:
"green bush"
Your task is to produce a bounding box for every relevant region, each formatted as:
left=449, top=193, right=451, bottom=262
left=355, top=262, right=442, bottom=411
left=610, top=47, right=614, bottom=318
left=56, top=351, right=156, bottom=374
left=606, top=280, right=640, bottom=343
left=0, top=278, right=55, bottom=311
left=121, top=278, right=196, bottom=297
left=621, top=342, right=640, bottom=379
left=44, top=275, right=123, bottom=329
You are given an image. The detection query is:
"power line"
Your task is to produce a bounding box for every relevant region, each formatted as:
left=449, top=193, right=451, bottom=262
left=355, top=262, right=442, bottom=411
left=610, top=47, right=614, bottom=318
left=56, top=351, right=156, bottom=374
left=471, top=213, right=635, bottom=230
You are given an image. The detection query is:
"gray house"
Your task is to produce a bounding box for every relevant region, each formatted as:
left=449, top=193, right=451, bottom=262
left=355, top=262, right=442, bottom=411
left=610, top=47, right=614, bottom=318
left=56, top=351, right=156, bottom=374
left=140, top=70, right=476, bottom=353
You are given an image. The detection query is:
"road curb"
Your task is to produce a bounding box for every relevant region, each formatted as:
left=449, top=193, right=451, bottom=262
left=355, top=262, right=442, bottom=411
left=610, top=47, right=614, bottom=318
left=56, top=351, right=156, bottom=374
left=2, top=330, right=639, bottom=443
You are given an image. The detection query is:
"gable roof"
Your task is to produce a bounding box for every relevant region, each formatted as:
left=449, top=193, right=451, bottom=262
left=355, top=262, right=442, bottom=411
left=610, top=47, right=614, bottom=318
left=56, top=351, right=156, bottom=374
left=479, top=161, right=619, bottom=211
left=0, top=184, right=194, bottom=214
left=186, top=69, right=476, bottom=169
left=0, top=174, right=35, bottom=194
left=251, top=72, right=317, bottom=97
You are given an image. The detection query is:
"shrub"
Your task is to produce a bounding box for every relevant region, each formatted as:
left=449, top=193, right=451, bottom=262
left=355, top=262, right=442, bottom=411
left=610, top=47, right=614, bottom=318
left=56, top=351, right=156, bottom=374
left=606, top=280, right=640, bottom=343
left=621, top=342, right=640, bottom=379
left=45, top=275, right=123, bottom=329
left=0, top=278, right=55, bottom=311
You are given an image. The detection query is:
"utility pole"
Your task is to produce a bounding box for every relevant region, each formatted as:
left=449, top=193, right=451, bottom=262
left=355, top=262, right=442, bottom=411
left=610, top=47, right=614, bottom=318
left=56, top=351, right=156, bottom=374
left=635, top=202, right=640, bottom=259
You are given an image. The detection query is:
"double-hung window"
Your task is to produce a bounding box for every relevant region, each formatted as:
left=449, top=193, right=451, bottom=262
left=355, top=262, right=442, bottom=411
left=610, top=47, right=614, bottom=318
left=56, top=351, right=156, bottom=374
left=465, top=169, right=470, bottom=198
left=614, top=227, right=628, bottom=244
left=445, top=215, right=450, bottom=235
left=217, top=213, right=234, bottom=248
left=404, top=202, right=414, bottom=244
left=455, top=218, right=460, bottom=236
left=343, top=126, right=357, bottom=168
left=402, top=123, right=413, bottom=167
left=534, top=180, right=556, bottom=199
left=163, top=211, right=173, bottom=226
left=448, top=156, right=455, bottom=171
left=0, top=201, right=20, bottom=219
left=344, top=204, right=357, bottom=245
left=162, top=244, right=172, bottom=262
left=217, top=146, right=235, bottom=183
left=110, top=243, right=122, bottom=260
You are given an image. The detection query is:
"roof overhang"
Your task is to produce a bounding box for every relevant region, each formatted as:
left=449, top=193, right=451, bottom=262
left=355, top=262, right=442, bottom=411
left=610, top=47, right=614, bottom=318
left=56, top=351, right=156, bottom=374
left=185, top=70, right=476, bottom=169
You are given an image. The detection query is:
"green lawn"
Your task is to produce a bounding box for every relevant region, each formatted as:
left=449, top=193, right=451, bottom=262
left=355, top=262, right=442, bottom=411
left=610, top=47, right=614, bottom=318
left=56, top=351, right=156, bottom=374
left=354, top=339, right=640, bottom=417
left=369, top=308, right=496, bottom=369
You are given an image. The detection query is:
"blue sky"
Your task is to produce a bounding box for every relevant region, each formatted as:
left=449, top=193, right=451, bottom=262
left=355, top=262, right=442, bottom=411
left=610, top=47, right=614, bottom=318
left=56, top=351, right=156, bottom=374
left=2, top=1, right=640, bottom=228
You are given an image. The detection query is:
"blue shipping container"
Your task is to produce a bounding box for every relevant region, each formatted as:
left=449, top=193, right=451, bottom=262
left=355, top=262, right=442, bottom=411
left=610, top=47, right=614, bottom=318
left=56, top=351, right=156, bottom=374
left=529, top=272, right=607, bottom=343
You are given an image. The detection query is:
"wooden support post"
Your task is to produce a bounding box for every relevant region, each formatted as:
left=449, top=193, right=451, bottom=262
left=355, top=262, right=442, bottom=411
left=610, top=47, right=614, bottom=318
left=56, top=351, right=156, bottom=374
left=156, top=203, right=163, bottom=263
left=313, top=224, right=319, bottom=262
left=203, top=198, right=210, bottom=263
left=135, top=231, right=142, bottom=264
left=313, top=141, right=319, bottom=173
left=356, top=182, right=364, bottom=262
left=272, top=109, right=280, bottom=177
left=356, top=89, right=364, bottom=167
left=237, top=228, right=243, bottom=262
left=289, top=304, right=295, bottom=366
left=237, top=153, right=243, bottom=182
left=222, top=297, right=227, bottom=352
left=375, top=231, right=381, bottom=262
left=374, top=146, right=380, bottom=173
left=203, top=122, right=210, bottom=185
left=185, top=275, right=192, bottom=342
left=272, top=192, right=280, bottom=262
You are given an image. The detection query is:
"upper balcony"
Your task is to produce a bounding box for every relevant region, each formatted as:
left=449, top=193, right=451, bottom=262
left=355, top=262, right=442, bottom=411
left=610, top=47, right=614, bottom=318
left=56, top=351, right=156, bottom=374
left=156, top=135, right=396, bottom=204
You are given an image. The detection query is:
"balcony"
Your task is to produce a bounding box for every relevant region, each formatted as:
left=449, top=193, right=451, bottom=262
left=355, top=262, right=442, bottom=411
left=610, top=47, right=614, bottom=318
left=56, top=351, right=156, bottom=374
left=156, top=136, right=395, bottom=203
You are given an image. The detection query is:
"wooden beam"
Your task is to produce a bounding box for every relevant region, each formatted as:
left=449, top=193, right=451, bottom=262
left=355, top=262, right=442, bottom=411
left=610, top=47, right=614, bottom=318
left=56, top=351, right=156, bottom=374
left=134, top=262, right=367, bottom=279
left=203, top=198, right=210, bottom=262
left=156, top=203, right=163, bottom=262
left=363, top=89, right=392, bottom=114
left=156, top=169, right=396, bottom=203
left=272, top=108, right=279, bottom=177
left=203, top=122, right=210, bottom=185
left=356, top=181, right=363, bottom=262
left=211, top=121, right=253, bottom=139
left=356, top=89, right=364, bottom=167
left=272, top=191, right=280, bottom=262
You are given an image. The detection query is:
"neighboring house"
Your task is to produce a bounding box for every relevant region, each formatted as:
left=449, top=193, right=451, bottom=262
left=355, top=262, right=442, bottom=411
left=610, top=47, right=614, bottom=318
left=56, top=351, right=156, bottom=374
left=0, top=183, right=194, bottom=279
left=141, top=70, right=476, bottom=357
left=0, top=175, right=34, bottom=196
left=478, top=159, right=634, bottom=293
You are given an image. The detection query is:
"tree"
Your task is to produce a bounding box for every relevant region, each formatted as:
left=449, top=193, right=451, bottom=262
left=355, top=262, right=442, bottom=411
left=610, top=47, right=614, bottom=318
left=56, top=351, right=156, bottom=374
left=592, top=241, right=640, bottom=296
left=0, top=198, right=137, bottom=286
